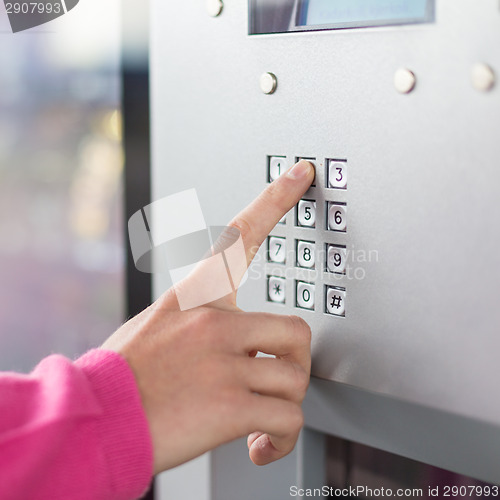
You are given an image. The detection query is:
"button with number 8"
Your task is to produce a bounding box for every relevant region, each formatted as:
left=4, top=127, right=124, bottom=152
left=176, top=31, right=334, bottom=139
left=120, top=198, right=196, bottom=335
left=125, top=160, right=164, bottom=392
left=328, top=160, right=347, bottom=189
left=297, top=200, right=316, bottom=228
left=327, top=245, right=347, bottom=274
left=296, top=281, right=315, bottom=310
left=297, top=240, right=315, bottom=269
left=328, top=203, right=347, bottom=232
left=268, top=236, right=286, bottom=263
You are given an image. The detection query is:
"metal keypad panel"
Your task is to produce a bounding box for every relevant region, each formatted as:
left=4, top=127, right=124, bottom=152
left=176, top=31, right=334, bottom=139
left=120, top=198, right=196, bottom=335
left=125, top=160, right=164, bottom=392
left=266, top=155, right=348, bottom=317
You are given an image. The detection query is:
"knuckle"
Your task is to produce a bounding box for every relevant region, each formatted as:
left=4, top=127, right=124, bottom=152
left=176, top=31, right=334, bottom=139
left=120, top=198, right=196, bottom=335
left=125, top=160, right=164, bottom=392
left=229, top=216, right=254, bottom=244
left=288, top=406, right=305, bottom=434
left=293, top=365, right=310, bottom=395
left=288, top=315, right=312, bottom=344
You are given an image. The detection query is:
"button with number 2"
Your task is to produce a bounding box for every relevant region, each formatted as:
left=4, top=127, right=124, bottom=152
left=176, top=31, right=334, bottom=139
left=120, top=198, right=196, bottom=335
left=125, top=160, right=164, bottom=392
left=328, top=160, right=347, bottom=189
left=297, top=200, right=316, bottom=228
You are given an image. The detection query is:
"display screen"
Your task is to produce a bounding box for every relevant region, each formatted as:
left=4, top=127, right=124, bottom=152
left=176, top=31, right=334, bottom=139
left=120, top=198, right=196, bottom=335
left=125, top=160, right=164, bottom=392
left=249, top=0, right=434, bottom=35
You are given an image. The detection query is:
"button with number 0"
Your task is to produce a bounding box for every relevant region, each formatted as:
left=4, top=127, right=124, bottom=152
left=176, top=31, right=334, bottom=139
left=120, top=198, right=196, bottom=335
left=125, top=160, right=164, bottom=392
left=297, top=200, right=316, bottom=228
left=297, top=281, right=315, bottom=310
left=328, top=203, right=347, bottom=232
left=328, top=160, right=347, bottom=189
left=326, top=287, right=346, bottom=316
left=327, top=245, right=347, bottom=274
left=269, top=156, right=287, bottom=182
left=268, top=236, right=286, bottom=263
left=268, top=276, right=286, bottom=303
left=297, top=240, right=315, bottom=269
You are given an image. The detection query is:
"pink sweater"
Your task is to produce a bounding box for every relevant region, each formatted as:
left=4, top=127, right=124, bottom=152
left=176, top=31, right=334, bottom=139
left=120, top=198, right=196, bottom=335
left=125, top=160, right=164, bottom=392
left=0, top=350, right=153, bottom=500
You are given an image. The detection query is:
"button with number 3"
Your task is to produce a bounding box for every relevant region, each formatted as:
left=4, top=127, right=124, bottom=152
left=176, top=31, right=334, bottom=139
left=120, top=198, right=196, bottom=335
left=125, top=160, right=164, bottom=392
left=268, top=236, right=286, bottom=263
left=297, top=200, right=316, bottom=228
left=328, top=203, right=347, bottom=232
left=296, top=281, right=315, bottom=310
left=327, top=245, right=347, bottom=274
left=328, top=160, right=347, bottom=189
left=269, top=156, right=287, bottom=182
left=297, top=240, right=315, bottom=269
left=326, top=287, right=346, bottom=316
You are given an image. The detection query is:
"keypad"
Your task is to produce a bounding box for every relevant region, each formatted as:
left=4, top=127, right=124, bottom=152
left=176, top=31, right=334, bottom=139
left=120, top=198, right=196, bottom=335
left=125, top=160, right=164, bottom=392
left=266, top=155, right=349, bottom=317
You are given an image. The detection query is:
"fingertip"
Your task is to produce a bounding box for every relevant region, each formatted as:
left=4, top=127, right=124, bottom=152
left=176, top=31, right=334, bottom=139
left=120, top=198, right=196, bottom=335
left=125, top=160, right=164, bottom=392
left=286, top=159, right=315, bottom=182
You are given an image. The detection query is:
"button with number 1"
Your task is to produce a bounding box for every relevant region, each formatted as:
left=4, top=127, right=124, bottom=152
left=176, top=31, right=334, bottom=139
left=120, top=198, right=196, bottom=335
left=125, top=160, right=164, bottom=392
left=269, top=156, right=288, bottom=182
left=328, top=160, right=347, bottom=189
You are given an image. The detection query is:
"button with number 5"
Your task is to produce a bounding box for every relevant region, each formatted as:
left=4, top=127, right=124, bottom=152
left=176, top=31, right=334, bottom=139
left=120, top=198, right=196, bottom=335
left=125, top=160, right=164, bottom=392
left=297, top=200, right=316, bottom=228
left=268, top=236, right=286, bottom=263
left=328, top=203, right=347, bottom=232
left=297, top=240, right=315, bottom=269
left=328, top=160, right=347, bottom=189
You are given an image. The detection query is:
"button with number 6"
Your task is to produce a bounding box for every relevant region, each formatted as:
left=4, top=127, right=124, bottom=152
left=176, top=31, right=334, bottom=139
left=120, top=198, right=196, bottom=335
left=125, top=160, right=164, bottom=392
left=328, top=203, right=347, bottom=232
left=328, top=160, right=347, bottom=189
left=297, top=200, right=316, bottom=228
left=296, top=281, right=315, bottom=310
left=297, top=240, right=315, bottom=269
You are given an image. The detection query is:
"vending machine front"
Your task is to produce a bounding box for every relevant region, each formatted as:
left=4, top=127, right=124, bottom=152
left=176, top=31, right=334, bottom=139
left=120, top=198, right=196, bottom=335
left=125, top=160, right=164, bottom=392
left=150, top=0, right=500, bottom=497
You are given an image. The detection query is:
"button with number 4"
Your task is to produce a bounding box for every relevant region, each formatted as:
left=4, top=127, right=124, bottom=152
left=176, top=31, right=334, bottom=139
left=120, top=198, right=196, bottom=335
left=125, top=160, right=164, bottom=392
left=297, top=240, right=315, bottom=269
left=297, top=200, right=316, bottom=228
left=268, top=276, right=286, bottom=303
left=326, top=287, right=346, bottom=316
left=297, top=281, right=315, bottom=310
left=269, top=156, right=287, bottom=182
left=328, top=160, right=347, bottom=189
left=328, top=203, right=347, bottom=232
left=268, top=236, right=286, bottom=263
left=327, top=245, right=347, bottom=274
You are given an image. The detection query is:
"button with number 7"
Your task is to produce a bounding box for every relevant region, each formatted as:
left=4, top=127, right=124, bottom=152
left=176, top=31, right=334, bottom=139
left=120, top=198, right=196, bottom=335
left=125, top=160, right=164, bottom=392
left=268, top=236, right=286, bottom=263
left=328, top=160, right=347, bottom=189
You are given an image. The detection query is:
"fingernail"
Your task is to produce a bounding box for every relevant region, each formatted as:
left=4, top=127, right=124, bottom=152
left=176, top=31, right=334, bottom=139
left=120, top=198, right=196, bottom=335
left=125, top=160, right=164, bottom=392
left=287, top=160, right=313, bottom=180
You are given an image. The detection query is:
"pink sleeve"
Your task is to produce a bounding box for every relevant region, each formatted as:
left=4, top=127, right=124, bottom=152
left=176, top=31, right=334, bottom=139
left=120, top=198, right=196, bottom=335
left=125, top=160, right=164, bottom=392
left=0, top=349, right=153, bottom=500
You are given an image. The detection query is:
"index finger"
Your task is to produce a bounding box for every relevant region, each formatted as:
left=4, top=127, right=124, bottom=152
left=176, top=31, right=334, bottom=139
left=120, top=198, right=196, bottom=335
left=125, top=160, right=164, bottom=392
left=229, top=160, right=315, bottom=266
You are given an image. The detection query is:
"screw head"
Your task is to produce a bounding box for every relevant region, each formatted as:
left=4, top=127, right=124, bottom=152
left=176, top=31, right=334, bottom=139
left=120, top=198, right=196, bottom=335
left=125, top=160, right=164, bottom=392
left=394, top=68, right=416, bottom=94
left=207, top=0, right=223, bottom=17
left=260, top=72, right=278, bottom=95
left=472, top=63, right=495, bottom=92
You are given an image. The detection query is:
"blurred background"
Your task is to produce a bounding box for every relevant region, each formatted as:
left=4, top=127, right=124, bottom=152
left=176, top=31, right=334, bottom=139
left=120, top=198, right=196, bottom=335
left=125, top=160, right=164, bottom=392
left=0, top=0, right=149, bottom=372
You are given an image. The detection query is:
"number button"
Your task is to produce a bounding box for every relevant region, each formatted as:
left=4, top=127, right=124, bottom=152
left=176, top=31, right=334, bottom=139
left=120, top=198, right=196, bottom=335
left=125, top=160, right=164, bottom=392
left=269, top=156, right=287, bottom=182
left=326, top=287, right=346, bottom=317
left=328, top=160, right=347, bottom=189
left=297, top=200, right=316, bottom=228
left=297, top=240, right=315, bottom=269
left=327, top=245, right=347, bottom=274
left=328, top=203, right=347, bottom=232
left=268, top=236, right=286, bottom=264
left=268, top=276, right=286, bottom=303
left=297, top=281, right=315, bottom=310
